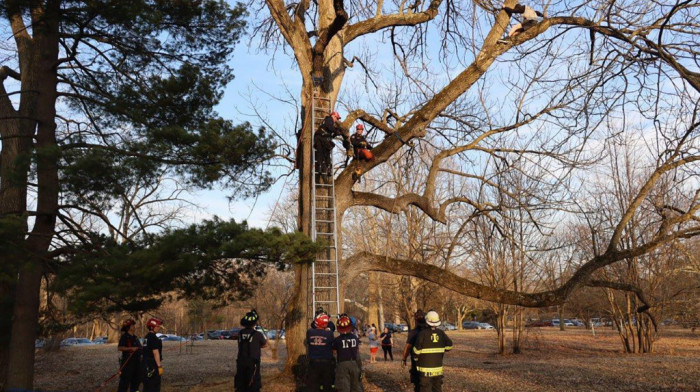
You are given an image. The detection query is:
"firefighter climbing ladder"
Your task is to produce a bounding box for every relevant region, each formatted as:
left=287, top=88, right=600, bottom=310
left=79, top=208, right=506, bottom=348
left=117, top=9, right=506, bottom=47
left=309, top=94, right=341, bottom=320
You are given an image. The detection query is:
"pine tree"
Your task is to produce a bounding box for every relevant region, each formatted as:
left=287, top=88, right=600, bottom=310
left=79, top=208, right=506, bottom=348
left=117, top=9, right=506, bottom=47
left=0, top=1, right=274, bottom=388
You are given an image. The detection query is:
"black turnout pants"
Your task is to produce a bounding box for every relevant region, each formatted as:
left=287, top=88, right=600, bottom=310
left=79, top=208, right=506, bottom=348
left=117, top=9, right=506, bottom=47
left=419, top=374, right=444, bottom=392
left=307, top=358, right=335, bottom=392
left=117, top=356, right=140, bottom=392
left=141, top=357, right=161, bottom=392
left=409, top=367, right=420, bottom=392
left=235, top=358, right=262, bottom=392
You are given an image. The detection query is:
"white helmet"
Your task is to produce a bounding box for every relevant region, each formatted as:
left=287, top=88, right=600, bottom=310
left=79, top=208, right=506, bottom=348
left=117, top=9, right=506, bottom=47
left=425, top=310, right=441, bottom=327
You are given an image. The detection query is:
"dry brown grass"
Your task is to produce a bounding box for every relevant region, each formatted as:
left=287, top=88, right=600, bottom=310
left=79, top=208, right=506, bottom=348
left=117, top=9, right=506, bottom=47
left=33, top=327, right=700, bottom=391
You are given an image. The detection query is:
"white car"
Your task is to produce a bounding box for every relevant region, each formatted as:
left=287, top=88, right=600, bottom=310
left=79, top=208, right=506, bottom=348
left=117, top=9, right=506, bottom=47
left=60, top=338, right=94, bottom=347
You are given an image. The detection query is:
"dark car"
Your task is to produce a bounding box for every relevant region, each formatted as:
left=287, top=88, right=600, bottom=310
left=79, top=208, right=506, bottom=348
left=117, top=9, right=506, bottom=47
left=206, top=330, right=225, bottom=340
left=526, top=320, right=553, bottom=327
left=229, top=328, right=242, bottom=340
left=384, top=323, right=400, bottom=333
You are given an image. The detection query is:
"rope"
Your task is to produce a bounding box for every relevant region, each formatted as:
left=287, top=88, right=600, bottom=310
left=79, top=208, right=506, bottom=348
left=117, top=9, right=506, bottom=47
left=92, top=337, right=190, bottom=392
left=93, top=349, right=137, bottom=392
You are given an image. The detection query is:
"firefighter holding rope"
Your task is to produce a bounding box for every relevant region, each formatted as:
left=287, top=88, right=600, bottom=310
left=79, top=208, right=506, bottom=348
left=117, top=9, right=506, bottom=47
left=117, top=319, right=142, bottom=392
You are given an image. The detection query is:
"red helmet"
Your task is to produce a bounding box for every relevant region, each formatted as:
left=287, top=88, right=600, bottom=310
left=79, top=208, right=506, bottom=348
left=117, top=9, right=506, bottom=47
left=355, top=124, right=364, bottom=131
left=331, top=111, right=341, bottom=120
left=315, top=314, right=330, bottom=329
left=146, top=317, right=163, bottom=329
left=337, top=316, right=353, bottom=333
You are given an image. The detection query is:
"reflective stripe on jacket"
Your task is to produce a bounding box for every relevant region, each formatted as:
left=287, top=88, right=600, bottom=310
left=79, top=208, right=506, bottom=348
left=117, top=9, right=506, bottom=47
left=412, top=328, right=453, bottom=377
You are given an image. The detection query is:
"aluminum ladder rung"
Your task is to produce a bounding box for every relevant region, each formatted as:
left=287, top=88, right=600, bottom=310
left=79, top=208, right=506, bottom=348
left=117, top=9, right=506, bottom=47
left=310, top=94, right=340, bottom=322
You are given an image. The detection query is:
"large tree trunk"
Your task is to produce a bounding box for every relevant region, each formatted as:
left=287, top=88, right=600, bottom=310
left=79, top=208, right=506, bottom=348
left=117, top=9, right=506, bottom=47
left=368, top=272, right=380, bottom=328
left=5, top=2, right=60, bottom=387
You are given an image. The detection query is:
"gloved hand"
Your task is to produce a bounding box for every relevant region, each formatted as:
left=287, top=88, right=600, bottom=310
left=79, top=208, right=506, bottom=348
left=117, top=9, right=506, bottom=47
left=158, top=366, right=164, bottom=376
left=346, top=147, right=354, bottom=157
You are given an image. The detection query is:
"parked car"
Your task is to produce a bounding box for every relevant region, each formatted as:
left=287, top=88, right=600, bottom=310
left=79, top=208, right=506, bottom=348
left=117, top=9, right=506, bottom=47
left=398, top=324, right=408, bottom=332
left=438, top=322, right=457, bottom=331
left=526, top=320, right=553, bottom=327
left=267, top=329, right=286, bottom=340
left=463, top=321, right=481, bottom=329
left=92, top=336, right=108, bottom=344
left=35, top=338, right=45, bottom=348
left=60, top=338, right=94, bottom=347
left=384, top=323, right=402, bottom=333
left=188, top=333, right=203, bottom=341
left=161, top=335, right=187, bottom=342
left=206, top=330, right=229, bottom=340
left=570, top=319, right=585, bottom=327
left=463, top=321, right=495, bottom=330
left=229, top=327, right=243, bottom=340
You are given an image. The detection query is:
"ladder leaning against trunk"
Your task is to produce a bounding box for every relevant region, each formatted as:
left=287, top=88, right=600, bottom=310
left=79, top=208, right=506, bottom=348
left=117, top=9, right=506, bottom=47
left=309, top=94, right=341, bottom=321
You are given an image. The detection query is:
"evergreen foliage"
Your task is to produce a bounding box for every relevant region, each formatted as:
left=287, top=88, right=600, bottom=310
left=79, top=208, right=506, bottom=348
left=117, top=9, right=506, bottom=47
left=51, top=218, right=320, bottom=317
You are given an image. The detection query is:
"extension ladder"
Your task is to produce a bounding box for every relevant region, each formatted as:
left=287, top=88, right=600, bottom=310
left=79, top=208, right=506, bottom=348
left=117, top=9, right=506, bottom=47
left=309, top=94, right=341, bottom=321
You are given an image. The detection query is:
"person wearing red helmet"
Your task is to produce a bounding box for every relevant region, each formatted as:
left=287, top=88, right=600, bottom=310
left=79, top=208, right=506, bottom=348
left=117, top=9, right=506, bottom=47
left=350, top=123, right=374, bottom=162
left=306, top=313, right=335, bottom=392
left=117, top=319, right=142, bottom=392
left=314, top=111, right=353, bottom=182
left=141, top=317, right=164, bottom=392
left=332, top=315, right=362, bottom=392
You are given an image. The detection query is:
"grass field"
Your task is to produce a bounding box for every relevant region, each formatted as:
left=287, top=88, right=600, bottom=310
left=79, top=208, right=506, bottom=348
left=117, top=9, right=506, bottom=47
left=33, top=327, right=700, bottom=391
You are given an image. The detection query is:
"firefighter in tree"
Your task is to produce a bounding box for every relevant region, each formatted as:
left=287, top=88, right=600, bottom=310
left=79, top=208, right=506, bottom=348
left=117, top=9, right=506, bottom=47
left=314, top=111, right=353, bottom=181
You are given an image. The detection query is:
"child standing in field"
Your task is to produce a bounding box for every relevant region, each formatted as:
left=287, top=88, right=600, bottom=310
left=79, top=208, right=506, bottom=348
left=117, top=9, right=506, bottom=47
left=368, top=327, right=379, bottom=363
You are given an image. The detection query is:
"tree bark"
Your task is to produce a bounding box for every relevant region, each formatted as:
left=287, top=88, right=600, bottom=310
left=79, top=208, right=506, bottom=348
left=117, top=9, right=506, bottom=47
left=5, top=1, right=60, bottom=388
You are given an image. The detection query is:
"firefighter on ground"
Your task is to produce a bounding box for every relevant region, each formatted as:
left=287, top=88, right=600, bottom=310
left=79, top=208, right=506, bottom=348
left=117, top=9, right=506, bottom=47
left=402, top=310, right=428, bottom=392
left=412, top=310, right=453, bottom=392
left=141, top=317, right=164, bottom=392
left=311, top=307, right=336, bottom=333
left=333, top=315, right=363, bottom=392
left=235, top=309, right=268, bottom=392
left=117, top=319, right=142, bottom=392
left=314, top=111, right=353, bottom=181
left=306, top=313, right=336, bottom=392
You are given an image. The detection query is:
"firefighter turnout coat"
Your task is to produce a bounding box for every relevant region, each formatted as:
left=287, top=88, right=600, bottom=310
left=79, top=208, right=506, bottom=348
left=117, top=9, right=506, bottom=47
left=412, top=327, right=453, bottom=376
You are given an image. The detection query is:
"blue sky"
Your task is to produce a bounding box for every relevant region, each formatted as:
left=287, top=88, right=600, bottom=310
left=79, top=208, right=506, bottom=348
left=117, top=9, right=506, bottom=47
left=189, top=40, right=300, bottom=228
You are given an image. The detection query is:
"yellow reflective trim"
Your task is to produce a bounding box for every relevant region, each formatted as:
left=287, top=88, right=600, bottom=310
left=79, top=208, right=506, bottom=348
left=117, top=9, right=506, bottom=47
left=412, top=347, right=422, bottom=354
left=444, top=345, right=453, bottom=351
left=419, top=348, right=446, bottom=354
left=416, top=366, right=443, bottom=375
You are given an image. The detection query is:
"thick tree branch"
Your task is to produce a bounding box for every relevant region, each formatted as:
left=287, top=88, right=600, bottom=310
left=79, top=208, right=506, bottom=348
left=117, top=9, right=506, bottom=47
left=344, top=0, right=444, bottom=44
